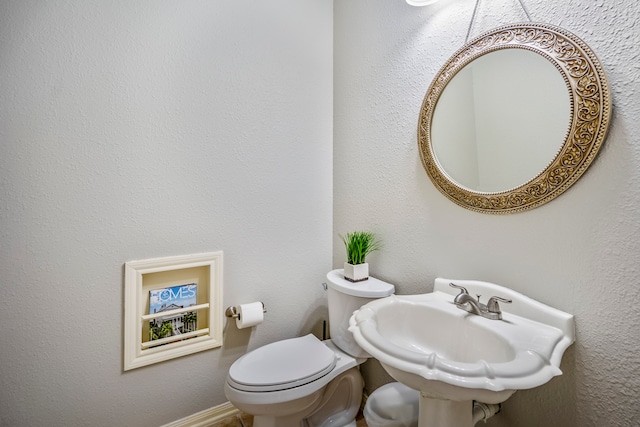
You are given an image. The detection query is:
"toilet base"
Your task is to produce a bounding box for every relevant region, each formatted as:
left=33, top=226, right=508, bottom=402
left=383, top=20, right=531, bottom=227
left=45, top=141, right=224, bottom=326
left=245, top=367, right=363, bottom=427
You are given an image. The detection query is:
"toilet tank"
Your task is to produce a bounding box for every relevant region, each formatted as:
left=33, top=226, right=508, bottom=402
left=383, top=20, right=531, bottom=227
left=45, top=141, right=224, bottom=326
left=326, top=269, right=395, bottom=358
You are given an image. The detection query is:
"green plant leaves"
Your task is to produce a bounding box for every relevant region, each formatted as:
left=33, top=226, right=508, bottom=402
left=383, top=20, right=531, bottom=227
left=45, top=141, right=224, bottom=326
left=340, top=231, right=382, bottom=265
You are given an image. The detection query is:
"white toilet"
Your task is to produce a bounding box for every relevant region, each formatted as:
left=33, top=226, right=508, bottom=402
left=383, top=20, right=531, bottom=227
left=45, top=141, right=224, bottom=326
left=224, top=269, right=395, bottom=427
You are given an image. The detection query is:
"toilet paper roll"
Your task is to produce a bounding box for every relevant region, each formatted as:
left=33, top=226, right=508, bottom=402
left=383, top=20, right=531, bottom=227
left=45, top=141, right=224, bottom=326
left=236, top=302, right=264, bottom=329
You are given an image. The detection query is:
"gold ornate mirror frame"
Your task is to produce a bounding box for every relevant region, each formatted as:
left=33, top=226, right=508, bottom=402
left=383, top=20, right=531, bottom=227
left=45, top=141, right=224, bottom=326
left=418, top=23, right=611, bottom=214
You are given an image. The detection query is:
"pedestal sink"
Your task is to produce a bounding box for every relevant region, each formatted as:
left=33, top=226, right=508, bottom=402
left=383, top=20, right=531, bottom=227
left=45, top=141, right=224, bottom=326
left=349, top=278, right=574, bottom=427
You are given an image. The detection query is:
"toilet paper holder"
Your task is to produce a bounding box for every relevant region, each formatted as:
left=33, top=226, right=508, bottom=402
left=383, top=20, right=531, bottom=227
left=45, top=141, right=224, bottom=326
left=225, top=302, right=267, bottom=319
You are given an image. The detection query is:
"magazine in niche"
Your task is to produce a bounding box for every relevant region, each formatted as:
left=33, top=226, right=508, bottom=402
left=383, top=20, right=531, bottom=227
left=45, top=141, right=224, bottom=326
left=148, top=283, right=197, bottom=341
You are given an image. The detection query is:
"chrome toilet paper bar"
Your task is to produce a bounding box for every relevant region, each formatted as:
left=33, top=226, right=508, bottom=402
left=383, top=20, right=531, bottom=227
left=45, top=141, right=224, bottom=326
left=225, top=302, right=267, bottom=319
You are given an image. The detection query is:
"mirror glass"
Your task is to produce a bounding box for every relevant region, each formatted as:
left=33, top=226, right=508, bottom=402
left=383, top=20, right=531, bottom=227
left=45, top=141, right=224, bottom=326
left=431, top=49, right=571, bottom=193
left=418, top=23, right=611, bottom=214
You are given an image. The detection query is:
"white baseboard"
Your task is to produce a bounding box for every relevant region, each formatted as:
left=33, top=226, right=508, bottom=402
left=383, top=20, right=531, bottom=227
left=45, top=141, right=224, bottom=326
left=160, top=401, right=240, bottom=427
left=161, top=393, right=368, bottom=427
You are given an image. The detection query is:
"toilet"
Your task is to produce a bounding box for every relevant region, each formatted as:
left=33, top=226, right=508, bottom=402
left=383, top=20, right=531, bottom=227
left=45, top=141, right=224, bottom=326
left=224, top=269, right=395, bottom=427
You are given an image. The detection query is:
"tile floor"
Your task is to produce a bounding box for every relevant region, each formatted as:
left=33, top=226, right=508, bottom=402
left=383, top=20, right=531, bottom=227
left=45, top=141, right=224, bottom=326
left=209, top=411, right=368, bottom=427
left=208, top=412, right=253, bottom=427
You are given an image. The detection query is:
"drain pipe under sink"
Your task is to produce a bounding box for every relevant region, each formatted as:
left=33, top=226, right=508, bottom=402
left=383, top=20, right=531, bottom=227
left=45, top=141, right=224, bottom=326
left=473, top=402, right=501, bottom=424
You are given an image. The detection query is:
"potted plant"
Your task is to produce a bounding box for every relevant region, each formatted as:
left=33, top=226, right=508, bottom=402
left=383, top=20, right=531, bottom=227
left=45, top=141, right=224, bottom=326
left=340, top=231, right=382, bottom=282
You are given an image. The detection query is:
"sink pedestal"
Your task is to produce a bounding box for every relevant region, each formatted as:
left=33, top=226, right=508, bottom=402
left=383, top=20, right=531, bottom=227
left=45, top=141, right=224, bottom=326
left=419, top=396, right=473, bottom=427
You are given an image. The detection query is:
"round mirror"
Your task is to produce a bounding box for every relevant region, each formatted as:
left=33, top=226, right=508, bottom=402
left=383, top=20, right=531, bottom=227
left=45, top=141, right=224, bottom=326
left=418, top=23, right=611, bottom=214
left=432, top=48, right=571, bottom=193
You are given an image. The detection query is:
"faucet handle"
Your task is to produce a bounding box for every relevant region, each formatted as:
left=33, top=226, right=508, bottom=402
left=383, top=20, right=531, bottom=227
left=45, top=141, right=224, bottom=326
left=449, top=282, right=469, bottom=296
left=487, top=296, right=512, bottom=313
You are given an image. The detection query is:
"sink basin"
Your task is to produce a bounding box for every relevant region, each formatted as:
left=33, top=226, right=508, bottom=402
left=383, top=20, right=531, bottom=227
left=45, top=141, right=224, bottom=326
left=349, top=278, right=574, bottom=426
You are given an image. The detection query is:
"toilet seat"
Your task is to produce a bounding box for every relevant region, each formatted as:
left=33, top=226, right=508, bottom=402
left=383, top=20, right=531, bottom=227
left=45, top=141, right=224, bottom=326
left=228, top=334, right=337, bottom=392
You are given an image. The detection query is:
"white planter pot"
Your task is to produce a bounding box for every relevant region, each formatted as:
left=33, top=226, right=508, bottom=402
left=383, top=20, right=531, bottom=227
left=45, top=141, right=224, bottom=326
left=344, top=262, right=369, bottom=282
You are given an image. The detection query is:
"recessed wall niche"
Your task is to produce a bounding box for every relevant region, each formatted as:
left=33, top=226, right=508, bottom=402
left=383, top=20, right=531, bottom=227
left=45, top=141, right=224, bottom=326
left=124, top=252, right=223, bottom=370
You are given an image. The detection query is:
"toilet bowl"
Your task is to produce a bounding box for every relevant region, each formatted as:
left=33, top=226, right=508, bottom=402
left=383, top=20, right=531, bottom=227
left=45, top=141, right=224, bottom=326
left=224, top=336, right=364, bottom=427
left=224, top=270, right=395, bottom=427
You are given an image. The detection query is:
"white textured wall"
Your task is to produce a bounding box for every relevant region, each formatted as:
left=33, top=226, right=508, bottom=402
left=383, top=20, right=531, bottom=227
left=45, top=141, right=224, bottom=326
left=0, top=1, right=332, bottom=426
left=334, top=0, right=640, bottom=426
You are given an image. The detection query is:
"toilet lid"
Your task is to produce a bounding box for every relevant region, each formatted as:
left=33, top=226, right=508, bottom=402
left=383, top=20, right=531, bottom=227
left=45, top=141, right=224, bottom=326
left=326, top=269, right=395, bottom=298
left=228, top=334, right=337, bottom=392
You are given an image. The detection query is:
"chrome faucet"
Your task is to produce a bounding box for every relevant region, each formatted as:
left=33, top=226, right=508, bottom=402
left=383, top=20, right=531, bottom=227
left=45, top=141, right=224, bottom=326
left=449, top=283, right=512, bottom=320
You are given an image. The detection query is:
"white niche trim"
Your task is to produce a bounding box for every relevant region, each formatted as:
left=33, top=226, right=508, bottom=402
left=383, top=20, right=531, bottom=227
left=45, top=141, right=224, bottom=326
left=124, top=252, right=223, bottom=370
